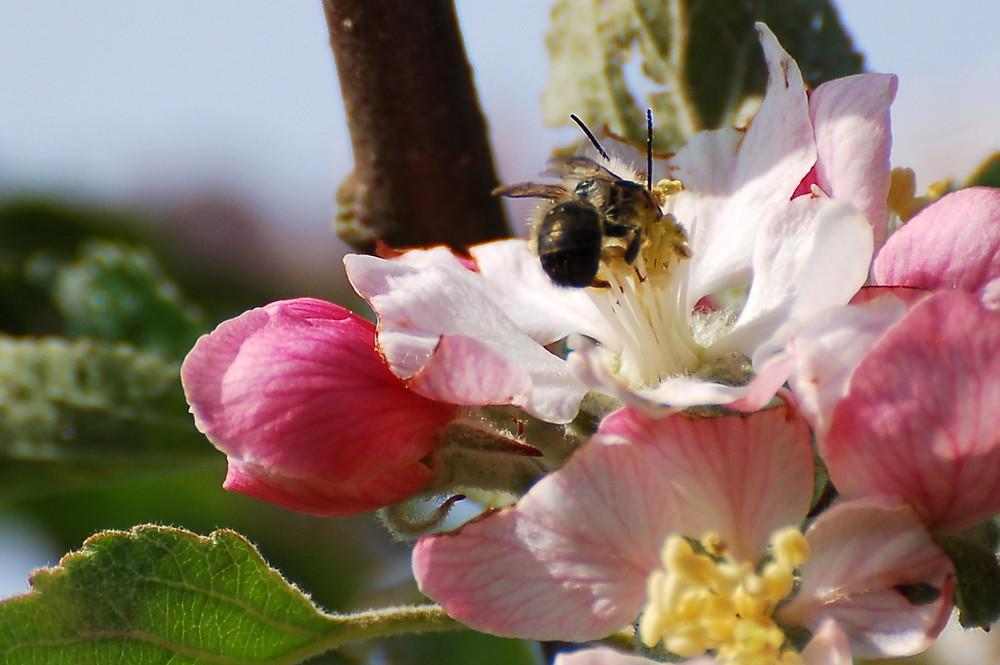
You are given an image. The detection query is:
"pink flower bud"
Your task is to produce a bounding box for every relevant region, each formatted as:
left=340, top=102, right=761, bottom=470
left=181, top=297, right=457, bottom=516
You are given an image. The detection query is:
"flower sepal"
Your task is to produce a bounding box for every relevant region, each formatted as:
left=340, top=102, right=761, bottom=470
left=934, top=521, right=1000, bottom=630
left=377, top=407, right=579, bottom=538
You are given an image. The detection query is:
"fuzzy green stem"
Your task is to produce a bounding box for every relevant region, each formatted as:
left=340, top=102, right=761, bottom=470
left=279, top=604, right=463, bottom=664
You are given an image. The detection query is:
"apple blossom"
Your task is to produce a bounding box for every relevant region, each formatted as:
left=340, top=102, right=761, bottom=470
left=345, top=24, right=894, bottom=421
left=789, top=290, right=1000, bottom=535
left=785, top=187, right=1000, bottom=534
left=412, top=407, right=953, bottom=663
left=181, top=297, right=457, bottom=517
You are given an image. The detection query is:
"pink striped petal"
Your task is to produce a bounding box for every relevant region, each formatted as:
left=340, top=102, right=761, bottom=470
left=821, top=290, right=1000, bottom=532
left=874, top=187, right=1000, bottom=309
left=556, top=648, right=711, bottom=665
left=598, top=406, right=813, bottom=562
left=778, top=497, right=953, bottom=659
left=412, top=407, right=813, bottom=639
left=801, top=619, right=852, bottom=665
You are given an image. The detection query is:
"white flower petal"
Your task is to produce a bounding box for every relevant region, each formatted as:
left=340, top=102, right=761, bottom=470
left=469, top=239, right=618, bottom=345
left=714, top=196, right=874, bottom=358
left=672, top=23, right=816, bottom=304
left=345, top=253, right=587, bottom=422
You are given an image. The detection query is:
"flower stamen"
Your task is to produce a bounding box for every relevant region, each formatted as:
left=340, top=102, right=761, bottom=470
left=587, top=183, right=702, bottom=387
left=639, top=527, right=809, bottom=665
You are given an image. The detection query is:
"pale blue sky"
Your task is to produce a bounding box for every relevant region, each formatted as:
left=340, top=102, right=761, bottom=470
left=0, top=1, right=997, bottom=247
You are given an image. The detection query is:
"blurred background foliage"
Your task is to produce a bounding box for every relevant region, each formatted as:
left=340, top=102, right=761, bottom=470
left=0, top=193, right=536, bottom=664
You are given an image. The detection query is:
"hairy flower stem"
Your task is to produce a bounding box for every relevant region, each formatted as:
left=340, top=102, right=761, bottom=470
left=280, top=605, right=464, bottom=664
left=323, top=0, right=509, bottom=252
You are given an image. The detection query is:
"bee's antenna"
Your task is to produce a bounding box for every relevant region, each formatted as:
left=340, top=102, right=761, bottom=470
left=570, top=114, right=610, bottom=162
left=646, top=109, right=653, bottom=191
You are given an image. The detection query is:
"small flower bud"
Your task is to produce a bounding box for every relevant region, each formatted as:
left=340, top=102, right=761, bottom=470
left=182, top=297, right=457, bottom=516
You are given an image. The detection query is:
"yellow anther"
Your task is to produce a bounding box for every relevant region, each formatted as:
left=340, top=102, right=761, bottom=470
left=739, top=562, right=766, bottom=597
left=770, top=526, right=810, bottom=569
left=665, top=535, right=717, bottom=587
left=734, top=588, right=769, bottom=620
left=887, top=167, right=949, bottom=222
left=665, top=632, right=709, bottom=658
left=641, top=526, right=810, bottom=663
left=760, top=560, right=795, bottom=600
left=701, top=531, right=727, bottom=558
left=653, top=178, right=684, bottom=199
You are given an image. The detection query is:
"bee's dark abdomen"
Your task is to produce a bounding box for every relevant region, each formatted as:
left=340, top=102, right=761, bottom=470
left=537, top=201, right=603, bottom=287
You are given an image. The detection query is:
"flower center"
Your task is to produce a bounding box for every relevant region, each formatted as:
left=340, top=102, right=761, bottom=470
left=587, top=179, right=702, bottom=388
left=638, top=527, right=810, bottom=665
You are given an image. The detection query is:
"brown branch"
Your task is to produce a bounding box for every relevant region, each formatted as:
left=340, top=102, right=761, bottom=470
left=323, top=0, right=510, bottom=253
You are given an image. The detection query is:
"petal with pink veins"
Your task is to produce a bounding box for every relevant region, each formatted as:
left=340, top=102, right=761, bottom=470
left=807, top=72, right=898, bottom=247
left=785, top=293, right=909, bottom=436
left=821, top=290, right=1000, bottom=532
left=777, top=497, right=954, bottom=659
left=873, top=187, right=1000, bottom=309
left=412, top=406, right=813, bottom=639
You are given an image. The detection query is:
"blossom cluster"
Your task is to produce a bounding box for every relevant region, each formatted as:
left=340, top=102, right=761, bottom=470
left=181, top=24, right=1000, bottom=665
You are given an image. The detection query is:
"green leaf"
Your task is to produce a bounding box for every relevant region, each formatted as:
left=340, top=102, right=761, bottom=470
left=28, top=240, right=204, bottom=359
left=966, top=152, right=1000, bottom=189
left=0, top=336, right=213, bottom=498
left=936, top=524, right=1000, bottom=629
left=0, top=525, right=462, bottom=664
left=0, top=526, right=329, bottom=664
left=543, top=0, right=864, bottom=150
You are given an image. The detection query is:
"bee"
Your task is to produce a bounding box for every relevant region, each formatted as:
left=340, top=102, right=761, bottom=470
left=493, top=111, right=688, bottom=288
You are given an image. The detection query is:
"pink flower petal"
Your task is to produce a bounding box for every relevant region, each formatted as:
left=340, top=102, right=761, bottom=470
left=600, top=406, right=814, bottom=562
left=873, top=187, right=1000, bottom=309
left=413, top=407, right=813, bottom=639
left=181, top=298, right=454, bottom=516
left=345, top=253, right=588, bottom=423
left=778, top=497, right=953, bottom=659
left=808, top=73, right=898, bottom=248
left=223, top=458, right=434, bottom=517
left=786, top=294, right=909, bottom=436
left=412, top=436, right=668, bottom=640
left=671, top=23, right=816, bottom=303
left=821, top=290, right=1000, bottom=532
left=801, top=619, right=852, bottom=665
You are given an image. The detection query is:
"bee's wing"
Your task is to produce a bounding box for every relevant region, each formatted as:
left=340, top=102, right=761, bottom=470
left=492, top=182, right=569, bottom=199
left=543, top=156, right=621, bottom=182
